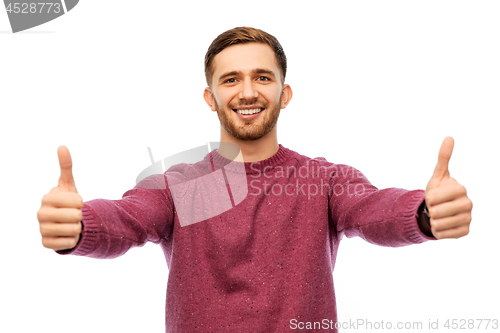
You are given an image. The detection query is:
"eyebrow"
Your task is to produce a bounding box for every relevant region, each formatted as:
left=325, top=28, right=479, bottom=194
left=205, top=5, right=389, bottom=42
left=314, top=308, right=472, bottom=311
left=218, top=68, right=277, bottom=83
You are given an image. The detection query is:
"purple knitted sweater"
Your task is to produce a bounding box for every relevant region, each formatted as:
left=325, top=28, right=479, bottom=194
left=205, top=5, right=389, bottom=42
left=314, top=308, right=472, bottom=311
left=57, top=144, right=436, bottom=332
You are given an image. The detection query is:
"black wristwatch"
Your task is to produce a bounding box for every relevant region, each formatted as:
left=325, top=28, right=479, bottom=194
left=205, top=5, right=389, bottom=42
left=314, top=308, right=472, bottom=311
left=420, top=201, right=431, bottom=227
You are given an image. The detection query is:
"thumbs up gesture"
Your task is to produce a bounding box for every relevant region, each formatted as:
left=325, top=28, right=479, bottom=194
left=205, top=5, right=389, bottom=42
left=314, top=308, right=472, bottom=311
left=424, top=137, right=473, bottom=239
left=37, top=146, right=84, bottom=251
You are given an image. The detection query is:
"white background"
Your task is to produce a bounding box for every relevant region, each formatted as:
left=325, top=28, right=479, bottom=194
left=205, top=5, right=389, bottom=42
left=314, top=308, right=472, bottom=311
left=1, top=1, right=499, bottom=332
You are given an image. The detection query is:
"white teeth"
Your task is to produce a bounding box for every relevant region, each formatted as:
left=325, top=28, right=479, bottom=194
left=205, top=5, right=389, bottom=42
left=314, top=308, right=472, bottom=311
left=236, top=108, right=263, bottom=115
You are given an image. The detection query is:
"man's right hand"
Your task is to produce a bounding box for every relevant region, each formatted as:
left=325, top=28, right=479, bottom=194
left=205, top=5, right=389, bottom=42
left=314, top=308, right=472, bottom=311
left=37, top=145, right=84, bottom=251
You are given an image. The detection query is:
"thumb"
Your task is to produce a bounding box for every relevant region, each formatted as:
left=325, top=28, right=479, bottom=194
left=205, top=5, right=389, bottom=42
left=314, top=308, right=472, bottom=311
left=432, top=136, right=454, bottom=180
left=57, top=145, right=78, bottom=193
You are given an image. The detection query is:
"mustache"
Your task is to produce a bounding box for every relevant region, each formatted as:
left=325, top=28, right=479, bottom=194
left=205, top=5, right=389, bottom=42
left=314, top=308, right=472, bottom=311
left=229, top=103, right=267, bottom=109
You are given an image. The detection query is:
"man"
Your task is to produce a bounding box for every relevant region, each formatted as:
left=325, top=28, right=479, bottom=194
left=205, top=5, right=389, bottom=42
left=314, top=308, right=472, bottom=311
left=37, top=27, right=473, bottom=332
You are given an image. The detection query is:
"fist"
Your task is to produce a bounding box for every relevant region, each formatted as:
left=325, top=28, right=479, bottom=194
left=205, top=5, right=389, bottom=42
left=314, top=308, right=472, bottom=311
left=37, top=146, right=84, bottom=251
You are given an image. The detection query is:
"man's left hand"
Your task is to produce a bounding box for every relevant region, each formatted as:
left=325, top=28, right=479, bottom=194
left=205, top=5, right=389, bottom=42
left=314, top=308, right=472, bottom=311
left=424, top=136, right=473, bottom=239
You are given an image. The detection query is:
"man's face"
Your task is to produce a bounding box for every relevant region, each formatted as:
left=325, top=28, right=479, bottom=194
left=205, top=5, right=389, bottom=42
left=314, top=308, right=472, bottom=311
left=205, top=42, right=290, bottom=141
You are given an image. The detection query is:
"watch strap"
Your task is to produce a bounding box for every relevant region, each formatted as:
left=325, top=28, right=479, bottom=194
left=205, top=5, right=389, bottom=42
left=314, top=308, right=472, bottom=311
left=421, top=201, right=431, bottom=227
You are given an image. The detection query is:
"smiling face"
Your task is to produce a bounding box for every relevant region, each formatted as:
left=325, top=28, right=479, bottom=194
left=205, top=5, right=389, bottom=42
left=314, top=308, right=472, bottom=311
left=204, top=42, right=292, bottom=142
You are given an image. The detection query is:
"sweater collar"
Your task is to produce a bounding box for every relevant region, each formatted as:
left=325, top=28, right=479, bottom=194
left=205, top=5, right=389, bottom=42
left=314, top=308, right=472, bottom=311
left=209, top=143, right=291, bottom=175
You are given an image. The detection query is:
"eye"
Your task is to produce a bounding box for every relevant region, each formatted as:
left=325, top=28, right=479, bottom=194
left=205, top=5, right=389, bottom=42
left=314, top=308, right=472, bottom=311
left=224, top=78, right=236, bottom=83
left=259, top=76, right=270, bottom=81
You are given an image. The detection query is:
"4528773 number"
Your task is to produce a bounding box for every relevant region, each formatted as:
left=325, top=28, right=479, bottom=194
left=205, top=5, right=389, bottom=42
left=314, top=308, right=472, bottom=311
left=444, top=319, right=498, bottom=330
left=6, top=3, right=61, bottom=14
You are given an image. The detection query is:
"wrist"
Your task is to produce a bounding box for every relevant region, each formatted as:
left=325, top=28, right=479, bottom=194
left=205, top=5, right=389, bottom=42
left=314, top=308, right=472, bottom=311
left=417, top=200, right=433, bottom=237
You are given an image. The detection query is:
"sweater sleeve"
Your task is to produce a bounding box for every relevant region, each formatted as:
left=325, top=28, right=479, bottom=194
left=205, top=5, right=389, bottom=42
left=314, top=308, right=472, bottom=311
left=328, top=164, right=436, bottom=247
left=55, top=173, right=175, bottom=258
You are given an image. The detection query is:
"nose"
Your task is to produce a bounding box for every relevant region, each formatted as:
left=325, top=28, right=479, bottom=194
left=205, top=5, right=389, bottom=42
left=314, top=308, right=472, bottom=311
left=238, top=77, right=259, bottom=101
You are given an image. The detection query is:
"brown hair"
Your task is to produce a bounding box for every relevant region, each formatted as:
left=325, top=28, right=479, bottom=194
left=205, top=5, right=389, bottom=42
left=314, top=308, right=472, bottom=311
left=204, top=26, right=287, bottom=88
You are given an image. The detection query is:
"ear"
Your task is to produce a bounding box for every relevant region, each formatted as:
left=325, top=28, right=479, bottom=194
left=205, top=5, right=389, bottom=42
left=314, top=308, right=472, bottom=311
left=203, top=87, right=217, bottom=111
left=280, top=84, right=293, bottom=109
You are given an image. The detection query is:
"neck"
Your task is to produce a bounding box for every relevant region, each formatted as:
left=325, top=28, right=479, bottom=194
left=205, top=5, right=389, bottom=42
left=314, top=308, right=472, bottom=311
left=218, top=128, right=279, bottom=163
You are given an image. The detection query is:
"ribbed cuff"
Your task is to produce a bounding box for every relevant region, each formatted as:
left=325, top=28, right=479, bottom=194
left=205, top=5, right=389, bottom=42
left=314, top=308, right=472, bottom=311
left=55, top=203, right=100, bottom=256
left=402, top=189, right=437, bottom=243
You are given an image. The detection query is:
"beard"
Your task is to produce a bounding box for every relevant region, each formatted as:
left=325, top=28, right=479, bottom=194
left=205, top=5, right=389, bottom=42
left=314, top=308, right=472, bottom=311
left=214, top=95, right=282, bottom=141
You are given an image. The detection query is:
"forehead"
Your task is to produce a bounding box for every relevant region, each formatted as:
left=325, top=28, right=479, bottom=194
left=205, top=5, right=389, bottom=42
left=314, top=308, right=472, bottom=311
left=212, top=42, right=279, bottom=78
